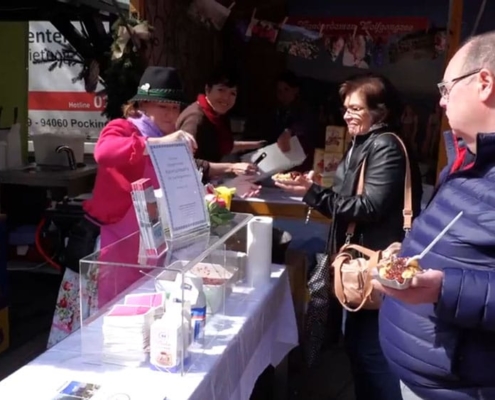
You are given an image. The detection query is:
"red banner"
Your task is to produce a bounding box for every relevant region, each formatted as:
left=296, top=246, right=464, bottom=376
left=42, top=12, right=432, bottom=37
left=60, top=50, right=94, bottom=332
left=287, top=17, right=430, bottom=39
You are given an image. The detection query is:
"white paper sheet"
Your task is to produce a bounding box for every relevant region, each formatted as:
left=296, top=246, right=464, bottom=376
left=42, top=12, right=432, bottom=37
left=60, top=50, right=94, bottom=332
left=241, top=136, right=306, bottom=181
left=146, top=141, right=209, bottom=238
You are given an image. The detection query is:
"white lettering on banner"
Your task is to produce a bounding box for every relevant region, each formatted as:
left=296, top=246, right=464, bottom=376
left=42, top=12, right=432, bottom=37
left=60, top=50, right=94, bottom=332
left=94, top=95, right=104, bottom=109
left=68, top=102, right=90, bottom=109
left=28, top=21, right=109, bottom=140
left=292, top=18, right=428, bottom=38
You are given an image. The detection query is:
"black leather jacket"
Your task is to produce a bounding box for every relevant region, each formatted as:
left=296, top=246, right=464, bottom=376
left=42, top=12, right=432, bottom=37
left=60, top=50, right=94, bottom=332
left=303, top=125, right=423, bottom=252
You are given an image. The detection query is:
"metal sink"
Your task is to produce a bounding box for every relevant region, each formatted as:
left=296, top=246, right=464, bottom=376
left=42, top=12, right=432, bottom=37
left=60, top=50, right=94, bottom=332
left=0, top=163, right=97, bottom=195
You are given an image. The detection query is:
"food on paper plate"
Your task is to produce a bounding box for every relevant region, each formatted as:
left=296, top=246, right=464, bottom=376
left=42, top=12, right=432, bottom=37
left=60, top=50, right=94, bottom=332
left=376, top=255, right=422, bottom=289
left=272, top=171, right=302, bottom=181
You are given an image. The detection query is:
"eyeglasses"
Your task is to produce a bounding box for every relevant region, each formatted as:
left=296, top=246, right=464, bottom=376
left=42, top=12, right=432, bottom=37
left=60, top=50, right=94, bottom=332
left=437, top=68, right=481, bottom=97
left=341, top=105, right=366, bottom=116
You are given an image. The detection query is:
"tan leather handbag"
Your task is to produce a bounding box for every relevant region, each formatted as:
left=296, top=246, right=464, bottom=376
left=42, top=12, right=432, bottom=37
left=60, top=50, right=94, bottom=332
left=331, top=133, right=412, bottom=312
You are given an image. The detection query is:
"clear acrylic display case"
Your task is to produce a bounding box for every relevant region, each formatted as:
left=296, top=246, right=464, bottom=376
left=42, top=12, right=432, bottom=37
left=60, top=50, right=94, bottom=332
left=79, top=213, right=252, bottom=375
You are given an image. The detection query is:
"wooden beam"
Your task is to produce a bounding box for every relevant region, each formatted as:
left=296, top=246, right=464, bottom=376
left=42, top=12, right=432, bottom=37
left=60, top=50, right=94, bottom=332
left=436, top=0, right=464, bottom=180
left=130, top=0, right=145, bottom=18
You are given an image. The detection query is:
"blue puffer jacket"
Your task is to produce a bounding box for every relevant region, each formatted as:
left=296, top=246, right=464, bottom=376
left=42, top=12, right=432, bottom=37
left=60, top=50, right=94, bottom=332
left=380, top=131, right=495, bottom=400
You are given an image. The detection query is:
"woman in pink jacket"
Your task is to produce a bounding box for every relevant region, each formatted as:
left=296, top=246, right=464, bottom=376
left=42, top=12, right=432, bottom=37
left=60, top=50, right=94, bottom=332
left=48, top=66, right=196, bottom=347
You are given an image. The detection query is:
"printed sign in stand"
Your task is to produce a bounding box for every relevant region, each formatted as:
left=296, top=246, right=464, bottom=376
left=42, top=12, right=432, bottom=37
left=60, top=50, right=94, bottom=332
left=146, top=141, right=210, bottom=240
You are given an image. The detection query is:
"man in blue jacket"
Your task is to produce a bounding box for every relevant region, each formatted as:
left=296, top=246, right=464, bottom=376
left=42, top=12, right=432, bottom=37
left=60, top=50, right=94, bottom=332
left=374, top=31, right=495, bottom=400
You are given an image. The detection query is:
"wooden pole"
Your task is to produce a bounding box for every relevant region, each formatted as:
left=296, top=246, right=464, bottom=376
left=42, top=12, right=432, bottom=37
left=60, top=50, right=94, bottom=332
left=436, top=0, right=464, bottom=180
left=130, top=0, right=145, bottom=18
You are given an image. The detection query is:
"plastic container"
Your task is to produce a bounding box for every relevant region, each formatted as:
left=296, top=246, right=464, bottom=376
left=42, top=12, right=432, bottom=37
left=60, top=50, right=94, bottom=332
left=169, top=274, right=206, bottom=342
left=150, top=302, right=189, bottom=371
left=186, top=275, right=206, bottom=341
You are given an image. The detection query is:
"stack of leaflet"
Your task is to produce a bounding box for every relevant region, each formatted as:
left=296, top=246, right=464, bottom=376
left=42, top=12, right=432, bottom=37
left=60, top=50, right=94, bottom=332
left=102, top=292, right=167, bottom=366
left=102, top=305, right=155, bottom=366
left=124, top=292, right=167, bottom=319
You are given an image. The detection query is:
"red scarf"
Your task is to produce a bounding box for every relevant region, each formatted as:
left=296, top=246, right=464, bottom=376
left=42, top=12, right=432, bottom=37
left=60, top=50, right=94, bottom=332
left=197, top=94, right=234, bottom=156
left=450, top=135, right=475, bottom=174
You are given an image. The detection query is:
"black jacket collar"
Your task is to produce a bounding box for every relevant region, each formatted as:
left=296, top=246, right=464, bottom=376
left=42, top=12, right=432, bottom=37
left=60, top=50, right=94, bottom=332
left=347, top=124, right=391, bottom=171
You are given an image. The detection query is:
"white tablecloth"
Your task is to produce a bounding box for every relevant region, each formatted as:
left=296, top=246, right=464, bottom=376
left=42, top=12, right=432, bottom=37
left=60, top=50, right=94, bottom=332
left=0, top=265, right=298, bottom=400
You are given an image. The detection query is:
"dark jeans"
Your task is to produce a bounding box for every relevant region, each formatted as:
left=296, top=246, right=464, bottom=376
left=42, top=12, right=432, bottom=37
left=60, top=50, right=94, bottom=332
left=345, top=310, right=402, bottom=400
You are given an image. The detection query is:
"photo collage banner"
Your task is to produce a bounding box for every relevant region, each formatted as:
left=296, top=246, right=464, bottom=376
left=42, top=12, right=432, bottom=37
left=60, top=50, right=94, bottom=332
left=240, top=15, right=446, bottom=68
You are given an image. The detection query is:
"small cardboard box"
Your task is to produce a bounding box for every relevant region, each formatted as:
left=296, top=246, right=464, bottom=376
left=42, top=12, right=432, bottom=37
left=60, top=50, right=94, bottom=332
left=323, top=151, right=341, bottom=175
left=313, top=148, right=325, bottom=184
left=313, top=148, right=325, bottom=174
left=0, top=214, right=9, bottom=354
left=325, top=126, right=346, bottom=153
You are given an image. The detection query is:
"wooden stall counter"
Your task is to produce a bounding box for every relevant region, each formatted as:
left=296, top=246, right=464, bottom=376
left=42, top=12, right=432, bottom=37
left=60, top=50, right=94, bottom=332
left=230, top=187, right=328, bottom=223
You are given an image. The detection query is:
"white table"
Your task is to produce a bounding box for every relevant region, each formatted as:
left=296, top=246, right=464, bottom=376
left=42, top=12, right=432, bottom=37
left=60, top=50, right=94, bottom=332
left=0, top=265, right=298, bottom=400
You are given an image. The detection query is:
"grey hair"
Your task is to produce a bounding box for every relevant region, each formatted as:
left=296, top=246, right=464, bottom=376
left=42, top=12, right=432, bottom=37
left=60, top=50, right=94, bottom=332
left=461, top=31, right=495, bottom=73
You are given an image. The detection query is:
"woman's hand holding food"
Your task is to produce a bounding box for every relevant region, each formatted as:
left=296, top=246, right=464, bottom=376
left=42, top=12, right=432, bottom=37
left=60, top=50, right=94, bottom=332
left=273, top=171, right=314, bottom=196
left=372, top=269, right=443, bottom=305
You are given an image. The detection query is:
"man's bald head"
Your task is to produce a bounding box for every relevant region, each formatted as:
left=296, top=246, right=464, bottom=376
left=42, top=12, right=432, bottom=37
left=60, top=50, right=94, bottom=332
left=460, top=31, right=495, bottom=74
left=440, top=31, right=495, bottom=153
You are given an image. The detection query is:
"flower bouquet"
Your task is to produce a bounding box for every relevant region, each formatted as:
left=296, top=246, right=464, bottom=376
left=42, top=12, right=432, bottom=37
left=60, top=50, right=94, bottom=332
left=205, top=184, right=236, bottom=228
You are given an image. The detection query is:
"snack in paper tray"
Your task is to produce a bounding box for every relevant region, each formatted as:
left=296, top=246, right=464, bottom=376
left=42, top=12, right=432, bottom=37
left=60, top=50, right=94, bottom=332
left=272, top=171, right=301, bottom=181
left=376, top=255, right=422, bottom=290
left=190, top=262, right=233, bottom=285
left=272, top=171, right=303, bottom=182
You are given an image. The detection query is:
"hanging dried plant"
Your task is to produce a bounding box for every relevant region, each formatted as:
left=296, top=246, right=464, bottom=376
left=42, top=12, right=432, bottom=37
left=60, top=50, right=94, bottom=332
left=100, top=17, right=154, bottom=119
left=32, top=16, right=154, bottom=121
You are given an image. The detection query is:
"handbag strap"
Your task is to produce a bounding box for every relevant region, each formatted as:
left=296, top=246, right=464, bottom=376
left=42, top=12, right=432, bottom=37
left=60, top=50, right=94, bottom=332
left=333, top=245, right=382, bottom=312
left=339, top=243, right=376, bottom=258
left=345, top=133, right=412, bottom=242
